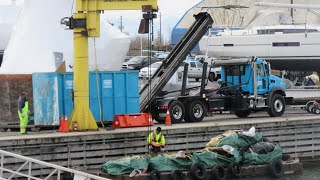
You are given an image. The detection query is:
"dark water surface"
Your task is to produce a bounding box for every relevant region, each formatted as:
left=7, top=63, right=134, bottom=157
left=299, top=162, right=320, bottom=180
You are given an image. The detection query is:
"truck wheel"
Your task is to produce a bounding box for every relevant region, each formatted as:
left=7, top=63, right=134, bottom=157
left=215, top=74, right=221, bottom=81
left=186, top=100, right=206, bottom=122
left=208, top=73, right=215, bottom=82
left=169, top=101, right=185, bottom=124
left=267, top=94, right=285, bottom=117
left=152, top=112, right=165, bottom=124
left=234, top=110, right=251, bottom=118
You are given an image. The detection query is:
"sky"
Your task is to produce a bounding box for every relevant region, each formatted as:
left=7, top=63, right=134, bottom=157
left=1, top=0, right=203, bottom=41
left=103, top=0, right=202, bottom=39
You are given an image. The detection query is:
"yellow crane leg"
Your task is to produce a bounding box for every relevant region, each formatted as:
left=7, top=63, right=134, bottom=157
left=69, top=13, right=98, bottom=131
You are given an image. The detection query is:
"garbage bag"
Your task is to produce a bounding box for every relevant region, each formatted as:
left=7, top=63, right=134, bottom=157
left=149, top=155, right=197, bottom=172
left=251, top=142, right=275, bottom=154
left=206, top=130, right=236, bottom=147
left=101, top=156, right=149, bottom=175
left=243, top=144, right=282, bottom=165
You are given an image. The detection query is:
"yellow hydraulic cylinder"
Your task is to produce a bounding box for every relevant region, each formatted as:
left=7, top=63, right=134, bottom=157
left=69, top=13, right=98, bottom=131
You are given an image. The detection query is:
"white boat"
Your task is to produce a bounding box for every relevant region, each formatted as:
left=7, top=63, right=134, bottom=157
left=199, top=24, right=320, bottom=71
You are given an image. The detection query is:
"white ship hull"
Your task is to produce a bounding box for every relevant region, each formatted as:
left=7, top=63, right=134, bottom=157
left=200, top=30, right=320, bottom=71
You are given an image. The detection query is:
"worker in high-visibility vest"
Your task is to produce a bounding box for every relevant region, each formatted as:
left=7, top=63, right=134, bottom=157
left=18, top=92, right=29, bottom=134
left=147, top=127, right=166, bottom=156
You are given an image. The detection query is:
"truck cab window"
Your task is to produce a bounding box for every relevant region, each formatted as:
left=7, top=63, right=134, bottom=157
left=257, top=64, right=265, bottom=77
left=190, top=62, right=196, bottom=68
left=197, top=62, right=203, bottom=68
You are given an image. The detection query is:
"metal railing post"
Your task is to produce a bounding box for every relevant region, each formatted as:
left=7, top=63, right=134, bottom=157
left=0, top=153, right=3, bottom=177
left=28, top=161, right=32, bottom=180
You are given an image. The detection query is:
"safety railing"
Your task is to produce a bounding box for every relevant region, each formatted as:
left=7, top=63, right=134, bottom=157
left=0, top=149, right=110, bottom=180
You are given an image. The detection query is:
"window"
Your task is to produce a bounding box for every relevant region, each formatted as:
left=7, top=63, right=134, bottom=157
left=223, top=44, right=234, bottom=47
left=239, top=65, right=245, bottom=75
left=190, top=62, right=196, bottom=68
left=258, top=29, right=318, bottom=35
left=272, top=42, right=300, bottom=47
left=225, top=65, right=245, bottom=76
left=197, top=62, right=203, bottom=68
left=257, top=64, right=265, bottom=77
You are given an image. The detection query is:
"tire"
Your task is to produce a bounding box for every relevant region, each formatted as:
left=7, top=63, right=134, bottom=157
left=186, top=100, right=206, bottom=122
left=312, top=107, right=320, bottom=114
left=212, top=166, right=226, bottom=180
left=190, top=163, right=206, bottom=180
left=169, top=170, right=183, bottom=180
left=150, top=170, right=162, bottom=180
left=234, top=110, right=251, bottom=118
left=268, top=159, right=284, bottom=178
left=152, top=111, right=165, bottom=124
left=169, top=101, right=185, bottom=124
left=267, top=94, right=285, bottom=117
left=306, top=102, right=314, bottom=113
left=215, top=74, right=221, bottom=81
left=208, top=73, right=215, bottom=82
left=228, top=164, right=241, bottom=177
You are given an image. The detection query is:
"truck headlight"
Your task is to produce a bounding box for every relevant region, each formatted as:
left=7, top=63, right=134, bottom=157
left=127, top=66, right=135, bottom=70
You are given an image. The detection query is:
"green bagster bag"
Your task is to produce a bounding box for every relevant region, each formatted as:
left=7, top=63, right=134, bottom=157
left=149, top=155, right=197, bottom=172
left=192, top=152, right=237, bottom=168
left=101, top=156, right=149, bottom=175
left=217, top=133, right=263, bottom=149
left=243, top=144, right=282, bottom=165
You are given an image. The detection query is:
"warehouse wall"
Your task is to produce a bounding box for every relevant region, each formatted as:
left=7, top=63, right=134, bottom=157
left=0, top=75, right=33, bottom=123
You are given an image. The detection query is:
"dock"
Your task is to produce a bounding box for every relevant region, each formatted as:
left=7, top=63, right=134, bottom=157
left=0, top=109, right=318, bottom=177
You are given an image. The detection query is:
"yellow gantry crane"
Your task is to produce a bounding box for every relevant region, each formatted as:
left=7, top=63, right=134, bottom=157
left=63, top=0, right=158, bottom=131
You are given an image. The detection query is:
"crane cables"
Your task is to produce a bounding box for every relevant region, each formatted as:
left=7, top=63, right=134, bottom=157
left=93, top=38, right=105, bottom=128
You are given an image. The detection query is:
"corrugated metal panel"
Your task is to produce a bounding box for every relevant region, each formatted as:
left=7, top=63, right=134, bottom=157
left=32, top=73, right=60, bottom=125
left=32, top=71, right=139, bottom=125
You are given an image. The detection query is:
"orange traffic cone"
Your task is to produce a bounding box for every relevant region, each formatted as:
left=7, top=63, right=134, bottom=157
left=165, top=109, right=171, bottom=126
left=59, top=115, right=69, bottom=132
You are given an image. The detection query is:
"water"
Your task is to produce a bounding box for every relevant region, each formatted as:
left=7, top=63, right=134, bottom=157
left=299, top=162, right=320, bottom=180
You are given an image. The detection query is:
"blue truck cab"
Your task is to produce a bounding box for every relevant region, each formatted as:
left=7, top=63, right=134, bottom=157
left=213, top=58, right=287, bottom=117
left=220, top=58, right=286, bottom=95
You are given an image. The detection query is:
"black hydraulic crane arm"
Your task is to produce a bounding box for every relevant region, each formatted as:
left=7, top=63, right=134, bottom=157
left=139, top=12, right=213, bottom=112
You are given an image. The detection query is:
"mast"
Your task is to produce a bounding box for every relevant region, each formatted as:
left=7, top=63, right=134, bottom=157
left=291, top=0, right=294, bottom=22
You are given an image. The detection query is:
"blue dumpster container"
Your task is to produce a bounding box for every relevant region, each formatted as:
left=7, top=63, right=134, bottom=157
left=32, top=71, right=139, bottom=125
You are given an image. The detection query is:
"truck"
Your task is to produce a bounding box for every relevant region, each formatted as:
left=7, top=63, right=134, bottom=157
left=177, top=60, right=221, bottom=82
left=151, top=57, right=287, bottom=123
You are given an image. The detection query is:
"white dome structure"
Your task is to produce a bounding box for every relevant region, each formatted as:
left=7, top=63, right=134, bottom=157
left=0, top=2, right=21, bottom=51
left=0, top=0, right=130, bottom=74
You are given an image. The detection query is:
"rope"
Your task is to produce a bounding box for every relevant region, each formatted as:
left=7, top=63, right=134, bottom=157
left=93, top=38, right=105, bottom=128
left=146, top=11, right=155, bottom=156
